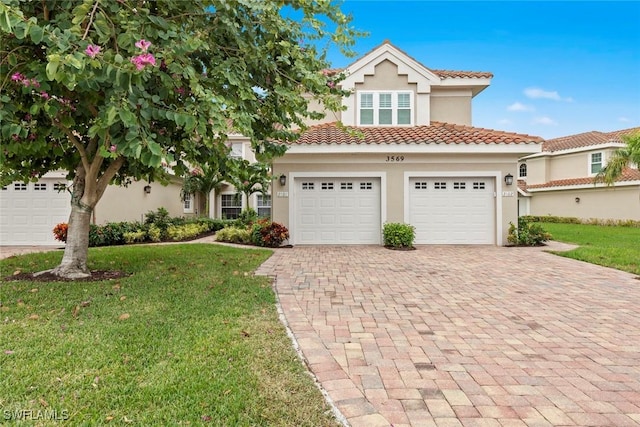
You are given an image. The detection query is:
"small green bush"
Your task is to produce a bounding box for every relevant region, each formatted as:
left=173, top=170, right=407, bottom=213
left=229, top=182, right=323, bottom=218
left=250, top=219, right=289, bottom=247
left=508, top=217, right=552, bottom=246
left=383, top=223, right=415, bottom=248
left=215, top=226, right=252, bottom=244
left=147, top=225, right=162, bottom=242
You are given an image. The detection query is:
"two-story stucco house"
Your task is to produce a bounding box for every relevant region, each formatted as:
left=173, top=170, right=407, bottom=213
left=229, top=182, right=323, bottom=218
left=270, top=41, right=543, bottom=245
left=1, top=41, right=545, bottom=246
left=518, top=127, right=640, bottom=221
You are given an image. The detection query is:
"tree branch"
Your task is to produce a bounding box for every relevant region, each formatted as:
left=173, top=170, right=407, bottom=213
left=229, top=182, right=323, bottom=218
left=82, top=1, right=101, bottom=40
left=95, top=157, right=125, bottom=200
left=57, top=123, right=91, bottom=173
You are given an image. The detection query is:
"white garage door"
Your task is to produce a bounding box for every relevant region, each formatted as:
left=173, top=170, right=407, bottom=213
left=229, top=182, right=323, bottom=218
left=0, top=179, right=71, bottom=246
left=295, top=177, right=381, bottom=244
left=409, top=177, right=495, bottom=244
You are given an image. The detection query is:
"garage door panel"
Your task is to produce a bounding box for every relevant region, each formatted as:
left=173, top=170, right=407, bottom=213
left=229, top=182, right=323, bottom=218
left=0, top=179, right=70, bottom=245
left=295, top=177, right=380, bottom=244
left=409, top=177, right=494, bottom=245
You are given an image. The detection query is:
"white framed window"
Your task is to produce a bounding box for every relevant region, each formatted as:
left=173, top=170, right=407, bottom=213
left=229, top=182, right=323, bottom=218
left=590, top=152, right=604, bottom=175
left=183, top=193, right=194, bottom=214
left=230, top=142, right=244, bottom=159
left=414, top=182, right=428, bottom=190
left=54, top=183, right=67, bottom=191
left=221, top=193, right=242, bottom=219
left=14, top=183, right=27, bottom=191
left=519, top=163, right=527, bottom=178
left=302, top=182, right=314, bottom=190
left=34, top=183, right=47, bottom=191
left=256, top=194, right=271, bottom=218
left=358, top=91, right=413, bottom=126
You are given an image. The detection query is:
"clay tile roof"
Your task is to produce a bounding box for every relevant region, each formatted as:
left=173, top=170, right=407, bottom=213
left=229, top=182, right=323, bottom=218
left=526, top=168, right=640, bottom=189
left=429, top=69, right=494, bottom=79
left=517, top=179, right=529, bottom=193
left=290, top=122, right=543, bottom=145
left=543, top=126, right=640, bottom=152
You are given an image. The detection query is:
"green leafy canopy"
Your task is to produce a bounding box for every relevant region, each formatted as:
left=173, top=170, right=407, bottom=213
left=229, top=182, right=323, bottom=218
left=0, top=0, right=361, bottom=186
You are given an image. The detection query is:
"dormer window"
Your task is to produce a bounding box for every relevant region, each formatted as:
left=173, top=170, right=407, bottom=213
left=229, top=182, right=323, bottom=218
left=358, top=91, right=412, bottom=126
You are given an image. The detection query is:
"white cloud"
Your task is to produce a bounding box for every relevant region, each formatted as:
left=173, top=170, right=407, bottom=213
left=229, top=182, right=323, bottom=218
left=507, top=102, right=534, bottom=112
left=618, top=116, right=631, bottom=123
left=524, top=87, right=573, bottom=102
left=532, top=116, right=557, bottom=126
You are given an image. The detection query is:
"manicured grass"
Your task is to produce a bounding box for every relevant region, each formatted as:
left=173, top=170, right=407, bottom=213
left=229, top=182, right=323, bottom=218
left=0, top=245, right=340, bottom=426
left=540, top=222, right=640, bottom=275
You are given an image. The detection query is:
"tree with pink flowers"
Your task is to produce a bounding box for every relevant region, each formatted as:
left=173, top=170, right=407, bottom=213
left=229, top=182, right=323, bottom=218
left=0, top=0, right=359, bottom=278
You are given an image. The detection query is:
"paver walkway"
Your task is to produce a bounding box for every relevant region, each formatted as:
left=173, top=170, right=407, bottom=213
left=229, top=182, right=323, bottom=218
left=256, top=244, right=640, bottom=427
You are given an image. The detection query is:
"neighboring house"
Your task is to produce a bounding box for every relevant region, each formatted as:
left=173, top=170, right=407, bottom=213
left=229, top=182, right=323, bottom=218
left=270, top=41, right=543, bottom=245
left=518, top=127, right=640, bottom=221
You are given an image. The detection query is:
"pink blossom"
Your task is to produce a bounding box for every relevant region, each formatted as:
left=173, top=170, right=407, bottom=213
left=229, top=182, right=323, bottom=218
left=29, top=79, right=40, bottom=88
left=130, top=53, right=156, bottom=70
left=11, top=134, right=20, bottom=141
left=327, top=81, right=336, bottom=89
left=109, top=145, right=117, bottom=152
left=24, top=114, right=32, bottom=121
left=243, top=181, right=249, bottom=186
left=39, top=91, right=50, bottom=100
left=11, top=72, right=24, bottom=81
left=85, top=44, right=101, bottom=58
left=135, top=39, right=152, bottom=52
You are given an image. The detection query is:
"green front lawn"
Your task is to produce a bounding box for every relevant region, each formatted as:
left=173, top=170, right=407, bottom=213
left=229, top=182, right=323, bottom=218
left=540, top=222, right=640, bottom=275
left=0, top=245, right=339, bottom=426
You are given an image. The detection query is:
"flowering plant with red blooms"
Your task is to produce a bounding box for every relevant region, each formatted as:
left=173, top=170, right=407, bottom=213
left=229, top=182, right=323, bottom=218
left=251, top=219, right=289, bottom=247
left=53, top=223, right=69, bottom=242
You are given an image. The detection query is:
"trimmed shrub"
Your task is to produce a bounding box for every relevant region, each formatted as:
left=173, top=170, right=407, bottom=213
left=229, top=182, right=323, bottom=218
left=167, top=223, right=209, bottom=241
left=508, top=217, right=552, bottom=246
left=383, top=222, right=416, bottom=248
left=215, top=226, right=252, bottom=244
left=124, top=230, right=147, bottom=244
left=250, top=219, right=289, bottom=247
left=523, top=215, right=640, bottom=228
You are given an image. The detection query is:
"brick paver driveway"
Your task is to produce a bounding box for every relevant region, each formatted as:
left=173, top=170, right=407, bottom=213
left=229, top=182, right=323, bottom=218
left=256, top=244, right=640, bottom=427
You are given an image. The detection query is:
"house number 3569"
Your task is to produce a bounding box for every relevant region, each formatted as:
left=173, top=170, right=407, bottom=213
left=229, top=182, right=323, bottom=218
left=386, top=155, right=405, bottom=162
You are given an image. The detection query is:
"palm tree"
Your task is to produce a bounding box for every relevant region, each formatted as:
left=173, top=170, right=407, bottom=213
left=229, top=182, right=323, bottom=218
left=227, top=158, right=272, bottom=210
left=595, top=131, right=640, bottom=185
left=181, top=160, right=228, bottom=217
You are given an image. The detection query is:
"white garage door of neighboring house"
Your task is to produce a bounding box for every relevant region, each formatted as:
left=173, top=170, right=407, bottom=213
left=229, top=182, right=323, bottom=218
left=0, top=179, right=71, bottom=246
left=409, top=177, right=495, bottom=244
left=295, top=177, right=381, bottom=244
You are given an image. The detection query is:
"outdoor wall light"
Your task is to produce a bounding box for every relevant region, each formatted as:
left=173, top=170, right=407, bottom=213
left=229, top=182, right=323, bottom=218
left=504, top=173, right=514, bottom=186
left=279, top=174, right=287, bottom=186
left=144, top=185, right=151, bottom=194
left=575, top=197, right=580, bottom=203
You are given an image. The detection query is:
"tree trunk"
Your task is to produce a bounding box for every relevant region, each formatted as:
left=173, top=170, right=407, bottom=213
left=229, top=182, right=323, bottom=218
left=48, top=204, right=93, bottom=279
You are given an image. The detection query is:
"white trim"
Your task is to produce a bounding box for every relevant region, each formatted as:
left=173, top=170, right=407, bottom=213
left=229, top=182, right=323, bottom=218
left=403, top=171, right=503, bottom=245
left=218, top=191, right=243, bottom=219
left=288, top=172, right=387, bottom=245
left=528, top=180, right=640, bottom=192
left=522, top=142, right=626, bottom=159
left=285, top=143, right=542, bottom=155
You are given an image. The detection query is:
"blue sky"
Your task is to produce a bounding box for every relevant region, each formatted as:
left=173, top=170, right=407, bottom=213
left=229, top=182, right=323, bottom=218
left=323, top=1, right=640, bottom=139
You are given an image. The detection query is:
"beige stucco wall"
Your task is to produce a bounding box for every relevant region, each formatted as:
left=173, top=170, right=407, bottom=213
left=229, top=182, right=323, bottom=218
left=430, top=90, right=472, bottom=126
left=95, top=179, right=189, bottom=224
left=272, top=152, right=520, bottom=245
left=523, top=147, right=622, bottom=185
left=529, top=186, right=640, bottom=220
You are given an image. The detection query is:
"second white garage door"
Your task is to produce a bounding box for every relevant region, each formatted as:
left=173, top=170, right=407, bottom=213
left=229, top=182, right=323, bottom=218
left=408, top=177, right=495, bottom=244
left=295, top=177, right=381, bottom=244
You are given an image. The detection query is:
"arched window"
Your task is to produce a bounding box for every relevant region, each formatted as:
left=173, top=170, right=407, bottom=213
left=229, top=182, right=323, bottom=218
left=519, top=163, right=527, bottom=178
